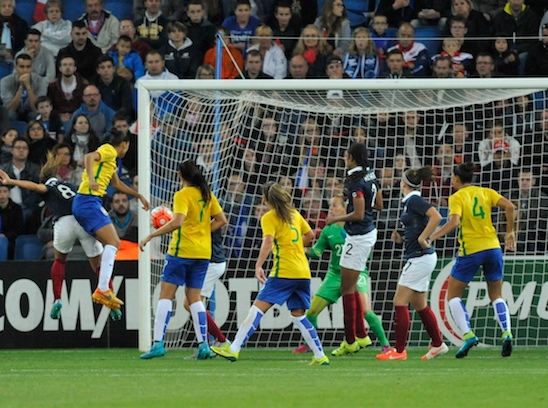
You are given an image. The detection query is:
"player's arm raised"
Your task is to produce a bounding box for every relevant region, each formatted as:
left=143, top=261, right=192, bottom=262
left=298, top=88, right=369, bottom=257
left=110, top=171, right=150, bottom=211
left=0, top=169, right=47, bottom=193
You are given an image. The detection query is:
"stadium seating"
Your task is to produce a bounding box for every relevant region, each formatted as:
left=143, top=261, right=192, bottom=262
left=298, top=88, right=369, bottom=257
left=14, top=234, right=44, bottom=260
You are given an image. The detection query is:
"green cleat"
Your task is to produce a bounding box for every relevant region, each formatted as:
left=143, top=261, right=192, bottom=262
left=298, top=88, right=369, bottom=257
left=331, top=340, right=360, bottom=356
left=211, top=344, right=239, bottom=362
left=357, top=336, right=372, bottom=349
left=110, top=309, right=122, bottom=321
left=50, top=300, right=62, bottom=319
left=140, top=341, right=166, bottom=360
left=309, top=355, right=330, bottom=366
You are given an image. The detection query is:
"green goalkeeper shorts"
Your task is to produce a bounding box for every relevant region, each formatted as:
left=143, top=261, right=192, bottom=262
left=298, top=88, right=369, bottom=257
left=314, top=270, right=370, bottom=304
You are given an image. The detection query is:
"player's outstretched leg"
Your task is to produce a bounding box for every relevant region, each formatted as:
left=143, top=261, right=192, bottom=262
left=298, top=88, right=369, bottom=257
left=212, top=305, right=264, bottom=362
left=291, top=314, right=329, bottom=366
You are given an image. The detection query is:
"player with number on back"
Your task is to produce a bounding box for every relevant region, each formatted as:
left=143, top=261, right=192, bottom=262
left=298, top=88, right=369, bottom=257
left=293, top=194, right=392, bottom=355
left=325, top=143, right=383, bottom=356
left=212, top=182, right=329, bottom=365
left=139, top=159, right=227, bottom=360
left=429, top=162, right=516, bottom=358
left=376, top=166, right=448, bottom=361
left=72, top=129, right=150, bottom=312
left=0, top=152, right=121, bottom=320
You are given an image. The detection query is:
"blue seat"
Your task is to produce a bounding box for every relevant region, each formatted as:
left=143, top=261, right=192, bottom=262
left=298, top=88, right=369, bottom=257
left=415, top=26, right=442, bottom=59
left=10, top=121, right=28, bottom=138
left=0, top=60, right=13, bottom=81
left=0, top=236, right=8, bottom=260
left=14, top=234, right=44, bottom=260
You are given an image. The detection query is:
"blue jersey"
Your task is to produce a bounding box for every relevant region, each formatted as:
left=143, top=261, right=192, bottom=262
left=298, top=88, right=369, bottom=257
left=221, top=15, right=261, bottom=53
left=42, top=178, right=77, bottom=222
left=400, top=191, right=435, bottom=259
left=344, top=167, right=379, bottom=236
left=211, top=228, right=226, bottom=263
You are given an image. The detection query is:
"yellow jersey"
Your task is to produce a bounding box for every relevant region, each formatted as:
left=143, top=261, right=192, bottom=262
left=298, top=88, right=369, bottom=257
left=448, top=185, right=503, bottom=256
left=168, top=186, right=222, bottom=259
left=77, top=144, right=118, bottom=196
left=261, top=209, right=311, bottom=279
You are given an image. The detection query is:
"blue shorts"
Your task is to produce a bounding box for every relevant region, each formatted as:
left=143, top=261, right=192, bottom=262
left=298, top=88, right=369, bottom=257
left=161, top=254, right=209, bottom=288
left=72, top=194, right=111, bottom=236
left=256, top=278, right=311, bottom=310
left=451, top=248, right=504, bottom=283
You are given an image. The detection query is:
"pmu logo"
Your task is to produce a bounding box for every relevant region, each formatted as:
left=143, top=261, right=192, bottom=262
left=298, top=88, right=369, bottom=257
left=430, top=257, right=548, bottom=347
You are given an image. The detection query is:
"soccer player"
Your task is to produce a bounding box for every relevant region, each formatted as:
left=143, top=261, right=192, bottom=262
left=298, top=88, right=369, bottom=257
left=0, top=153, right=119, bottom=320
left=72, top=129, right=150, bottom=311
left=376, top=167, right=448, bottom=361
left=325, top=143, right=382, bottom=356
left=212, top=182, right=329, bottom=365
left=139, top=159, right=227, bottom=360
left=429, top=162, right=516, bottom=358
left=293, top=195, right=392, bottom=355
left=183, top=229, right=231, bottom=360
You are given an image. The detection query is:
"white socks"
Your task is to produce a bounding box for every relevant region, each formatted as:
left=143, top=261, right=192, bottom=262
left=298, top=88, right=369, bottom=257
left=231, top=305, right=264, bottom=353
left=448, top=297, right=472, bottom=335
left=153, top=299, right=172, bottom=342
left=189, top=301, right=208, bottom=344
left=98, top=244, right=117, bottom=291
left=291, top=314, right=325, bottom=360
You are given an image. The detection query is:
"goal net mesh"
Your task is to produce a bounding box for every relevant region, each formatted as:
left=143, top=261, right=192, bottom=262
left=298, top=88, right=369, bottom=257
left=143, top=84, right=548, bottom=350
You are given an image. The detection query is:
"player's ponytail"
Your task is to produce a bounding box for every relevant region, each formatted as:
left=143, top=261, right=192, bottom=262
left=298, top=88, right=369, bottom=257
left=403, top=166, right=434, bottom=189
left=39, top=151, right=64, bottom=182
left=262, top=181, right=293, bottom=224
left=454, top=162, right=475, bottom=184
left=179, top=159, right=211, bottom=203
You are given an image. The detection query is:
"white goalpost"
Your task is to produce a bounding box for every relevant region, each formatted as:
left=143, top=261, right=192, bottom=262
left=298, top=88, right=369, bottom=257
left=137, top=78, right=548, bottom=352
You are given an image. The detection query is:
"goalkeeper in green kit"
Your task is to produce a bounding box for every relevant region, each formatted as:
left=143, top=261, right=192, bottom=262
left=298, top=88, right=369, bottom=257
left=293, top=195, right=392, bottom=355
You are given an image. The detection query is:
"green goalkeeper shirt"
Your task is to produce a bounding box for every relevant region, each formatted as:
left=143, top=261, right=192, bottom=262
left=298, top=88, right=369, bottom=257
left=308, top=223, right=347, bottom=275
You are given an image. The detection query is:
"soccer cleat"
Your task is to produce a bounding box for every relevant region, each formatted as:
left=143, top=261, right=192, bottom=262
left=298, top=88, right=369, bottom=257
left=293, top=344, right=311, bottom=354
left=211, top=344, right=239, bottom=362
left=92, top=288, right=123, bottom=310
left=196, top=341, right=212, bottom=360
left=110, top=309, right=122, bottom=321
left=309, top=355, right=330, bottom=366
left=184, top=347, right=217, bottom=360
left=331, top=340, right=360, bottom=356
left=140, top=341, right=166, bottom=360
left=376, top=348, right=407, bottom=360
left=50, top=300, right=62, bottom=319
left=422, top=342, right=449, bottom=360
left=455, top=334, right=479, bottom=359
left=356, top=336, right=373, bottom=349
left=501, top=332, right=513, bottom=357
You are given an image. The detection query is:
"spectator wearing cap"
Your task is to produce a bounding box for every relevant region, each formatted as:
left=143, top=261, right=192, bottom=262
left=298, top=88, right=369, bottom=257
left=524, top=23, right=548, bottom=76
left=477, top=121, right=521, bottom=169
left=325, top=55, right=350, bottom=79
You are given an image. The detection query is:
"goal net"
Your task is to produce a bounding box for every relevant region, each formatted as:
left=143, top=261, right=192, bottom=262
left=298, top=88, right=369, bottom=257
left=137, top=79, right=548, bottom=351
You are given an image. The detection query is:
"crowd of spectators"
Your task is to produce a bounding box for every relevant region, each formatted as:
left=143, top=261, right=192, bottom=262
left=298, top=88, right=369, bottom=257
left=1, top=0, right=548, bottom=260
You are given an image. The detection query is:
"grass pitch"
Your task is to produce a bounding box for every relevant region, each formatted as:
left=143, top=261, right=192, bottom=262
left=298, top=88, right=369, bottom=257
left=1, top=347, right=547, bottom=407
